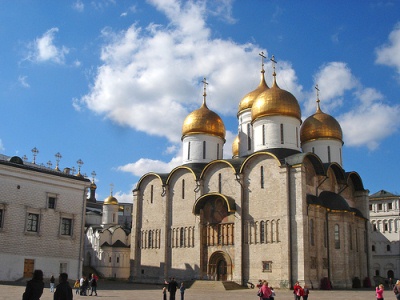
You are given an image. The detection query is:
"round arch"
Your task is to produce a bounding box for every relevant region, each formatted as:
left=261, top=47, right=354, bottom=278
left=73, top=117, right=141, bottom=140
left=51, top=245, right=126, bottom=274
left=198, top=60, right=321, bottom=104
left=208, top=251, right=232, bottom=281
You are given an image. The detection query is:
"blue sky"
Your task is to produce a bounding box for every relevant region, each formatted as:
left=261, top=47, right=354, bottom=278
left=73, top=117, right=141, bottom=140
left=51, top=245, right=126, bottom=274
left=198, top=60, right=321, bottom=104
left=1, top=0, right=400, bottom=203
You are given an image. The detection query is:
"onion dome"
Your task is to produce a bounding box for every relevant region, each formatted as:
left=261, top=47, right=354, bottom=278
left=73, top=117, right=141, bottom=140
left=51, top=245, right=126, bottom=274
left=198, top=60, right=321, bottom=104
left=232, top=135, right=239, bottom=157
left=251, top=59, right=301, bottom=122
left=300, top=98, right=343, bottom=143
left=104, top=194, right=118, bottom=205
left=90, top=181, right=97, bottom=190
left=238, top=69, right=269, bottom=115
left=182, top=79, right=226, bottom=140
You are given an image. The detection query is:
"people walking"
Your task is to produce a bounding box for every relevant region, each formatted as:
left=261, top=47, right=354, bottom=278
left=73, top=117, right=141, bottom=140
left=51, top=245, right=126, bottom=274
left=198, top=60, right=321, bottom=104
left=73, top=279, right=80, bottom=295
left=302, top=284, right=310, bottom=300
left=394, top=280, right=400, bottom=300
left=293, top=281, right=303, bottom=300
left=179, top=282, right=185, bottom=300
left=89, top=273, right=98, bottom=296
left=163, top=287, right=167, bottom=300
left=167, top=277, right=179, bottom=300
left=260, top=281, right=272, bottom=300
left=22, top=269, right=45, bottom=300
left=54, top=273, right=73, bottom=300
left=375, top=284, right=384, bottom=300
left=50, top=275, right=55, bottom=293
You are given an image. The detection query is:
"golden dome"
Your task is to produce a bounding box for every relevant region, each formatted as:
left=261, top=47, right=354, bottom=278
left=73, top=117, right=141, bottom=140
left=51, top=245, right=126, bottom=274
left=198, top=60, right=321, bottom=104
left=232, top=135, right=239, bottom=157
left=238, top=71, right=269, bottom=115
left=182, top=101, right=226, bottom=140
left=251, top=77, right=301, bottom=122
left=300, top=101, right=343, bottom=143
left=104, top=195, right=118, bottom=205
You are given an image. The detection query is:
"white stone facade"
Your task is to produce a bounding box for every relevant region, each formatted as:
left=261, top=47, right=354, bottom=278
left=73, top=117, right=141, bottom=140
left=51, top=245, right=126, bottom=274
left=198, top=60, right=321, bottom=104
left=0, top=155, right=90, bottom=281
left=369, top=190, right=400, bottom=280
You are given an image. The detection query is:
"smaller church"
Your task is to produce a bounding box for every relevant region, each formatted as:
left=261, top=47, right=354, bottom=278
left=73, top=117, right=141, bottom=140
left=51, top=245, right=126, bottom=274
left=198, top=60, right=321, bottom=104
left=84, top=180, right=131, bottom=279
left=130, top=55, right=370, bottom=289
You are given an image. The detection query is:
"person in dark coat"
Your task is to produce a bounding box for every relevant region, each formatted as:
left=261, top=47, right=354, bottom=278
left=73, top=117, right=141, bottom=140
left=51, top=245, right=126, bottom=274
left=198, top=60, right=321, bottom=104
left=54, top=273, right=73, bottom=300
left=167, top=277, right=179, bottom=300
left=22, top=269, right=44, bottom=300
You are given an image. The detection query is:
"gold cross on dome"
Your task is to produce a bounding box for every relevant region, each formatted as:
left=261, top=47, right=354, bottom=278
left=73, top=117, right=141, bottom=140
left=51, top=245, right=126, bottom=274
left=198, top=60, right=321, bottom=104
left=259, top=51, right=266, bottom=71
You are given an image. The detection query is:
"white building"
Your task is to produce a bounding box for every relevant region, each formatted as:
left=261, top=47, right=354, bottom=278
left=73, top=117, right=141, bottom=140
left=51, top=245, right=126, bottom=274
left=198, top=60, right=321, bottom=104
left=0, top=154, right=90, bottom=281
left=369, top=190, right=400, bottom=280
left=84, top=193, right=131, bottom=279
left=131, top=62, right=370, bottom=289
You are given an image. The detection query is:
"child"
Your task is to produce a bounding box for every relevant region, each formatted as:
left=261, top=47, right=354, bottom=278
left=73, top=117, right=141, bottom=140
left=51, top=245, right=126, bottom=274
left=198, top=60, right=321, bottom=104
left=376, top=284, right=384, bottom=300
left=162, top=286, right=167, bottom=300
left=303, top=284, right=310, bottom=300
left=270, top=287, right=276, bottom=300
left=74, top=279, right=80, bottom=295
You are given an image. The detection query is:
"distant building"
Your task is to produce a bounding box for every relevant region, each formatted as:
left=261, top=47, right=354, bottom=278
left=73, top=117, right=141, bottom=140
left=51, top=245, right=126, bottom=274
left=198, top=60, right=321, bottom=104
left=131, top=64, right=370, bottom=288
left=84, top=182, right=131, bottom=279
left=0, top=154, right=90, bottom=281
left=369, top=190, right=400, bottom=280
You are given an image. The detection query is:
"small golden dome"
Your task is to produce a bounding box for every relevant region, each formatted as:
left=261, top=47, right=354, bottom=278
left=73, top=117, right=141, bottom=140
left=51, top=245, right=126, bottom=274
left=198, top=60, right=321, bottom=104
left=182, top=101, right=226, bottom=140
left=300, top=101, right=343, bottom=143
left=104, top=195, right=118, bottom=205
left=238, top=71, right=269, bottom=115
left=251, top=78, right=301, bottom=122
left=232, top=135, right=239, bottom=157
left=90, top=181, right=97, bottom=189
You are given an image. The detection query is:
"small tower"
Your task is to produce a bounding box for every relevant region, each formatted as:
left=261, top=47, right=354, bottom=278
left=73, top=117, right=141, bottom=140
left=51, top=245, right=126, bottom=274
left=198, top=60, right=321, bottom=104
left=237, top=52, right=269, bottom=157
left=251, top=55, right=302, bottom=152
left=181, top=78, right=226, bottom=164
left=102, top=184, right=119, bottom=227
left=300, top=85, right=343, bottom=166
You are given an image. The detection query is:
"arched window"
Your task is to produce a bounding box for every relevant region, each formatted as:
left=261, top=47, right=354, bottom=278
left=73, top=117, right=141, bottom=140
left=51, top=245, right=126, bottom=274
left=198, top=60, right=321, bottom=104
left=280, top=124, right=284, bottom=144
left=203, top=141, right=206, bottom=159
left=327, top=146, right=331, bottom=163
left=180, top=228, right=185, bottom=247
left=387, top=244, right=391, bottom=252
left=349, top=225, right=353, bottom=250
left=334, top=224, right=340, bottom=249
left=372, top=245, right=375, bottom=251
left=148, top=230, right=153, bottom=248
left=188, top=142, right=191, bottom=160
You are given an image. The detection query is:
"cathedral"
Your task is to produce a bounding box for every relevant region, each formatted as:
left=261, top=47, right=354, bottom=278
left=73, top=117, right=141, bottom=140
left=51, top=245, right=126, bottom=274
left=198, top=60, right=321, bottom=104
left=130, top=56, right=370, bottom=289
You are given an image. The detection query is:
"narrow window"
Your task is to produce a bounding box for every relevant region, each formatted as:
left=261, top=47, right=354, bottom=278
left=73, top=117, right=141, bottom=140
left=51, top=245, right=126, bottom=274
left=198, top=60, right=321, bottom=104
left=372, top=245, right=375, bottom=251
left=384, top=223, right=388, bottom=232
left=180, top=228, right=185, bottom=247
left=356, top=229, right=359, bottom=252
left=203, top=141, right=206, bottom=159
left=260, top=221, right=265, bottom=243
left=217, top=144, right=220, bottom=160
left=296, top=127, right=299, bottom=148
left=387, top=245, right=391, bottom=251
left=218, top=173, right=222, bottom=193
left=260, top=166, right=264, bottom=189
left=262, top=261, right=272, bottom=272
left=310, top=219, right=314, bottom=246
left=247, top=123, right=251, bottom=150
left=373, top=224, right=377, bottom=231
left=0, top=209, right=3, bottom=228
left=334, top=224, right=340, bottom=249
left=48, top=197, right=56, bottom=209
left=148, top=231, right=153, bottom=248
left=369, top=204, right=373, bottom=211
left=117, top=257, right=120, bottom=263
left=150, top=185, right=154, bottom=204
left=61, top=218, right=72, bottom=236
left=280, top=124, right=284, bottom=144
left=187, top=142, right=191, bottom=160
left=327, top=146, right=331, bottom=163
left=378, top=204, right=383, bottom=210
left=349, top=225, right=353, bottom=250
left=27, top=213, right=39, bottom=232
left=109, top=257, right=111, bottom=263
left=182, top=179, right=185, bottom=199
left=262, top=125, right=266, bottom=145
left=312, top=147, right=315, bottom=154
left=388, top=203, right=392, bottom=210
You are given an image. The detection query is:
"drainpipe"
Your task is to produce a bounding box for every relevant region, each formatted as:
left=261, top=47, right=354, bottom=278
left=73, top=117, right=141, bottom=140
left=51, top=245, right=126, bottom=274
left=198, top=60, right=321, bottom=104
left=286, top=164, right=293, bottom=288
left=326, top=210, right=331, bottom=280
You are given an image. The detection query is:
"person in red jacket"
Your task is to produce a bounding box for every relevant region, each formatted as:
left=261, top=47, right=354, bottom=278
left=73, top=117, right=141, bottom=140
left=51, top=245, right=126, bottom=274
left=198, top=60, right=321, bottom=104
left=259, top=281, right=272, bottom=300
left=293, top=281, right=303, bottom=300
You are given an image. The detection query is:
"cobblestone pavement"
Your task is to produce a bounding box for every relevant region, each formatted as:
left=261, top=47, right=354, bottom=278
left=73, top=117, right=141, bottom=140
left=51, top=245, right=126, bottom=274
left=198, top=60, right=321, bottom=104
left=0, top=280, right=378, bottom=300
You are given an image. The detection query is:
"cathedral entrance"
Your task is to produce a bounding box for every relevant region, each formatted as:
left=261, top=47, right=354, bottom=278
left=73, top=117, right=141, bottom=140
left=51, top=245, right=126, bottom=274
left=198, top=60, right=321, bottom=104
left=208, top=251, right=232, bottom=281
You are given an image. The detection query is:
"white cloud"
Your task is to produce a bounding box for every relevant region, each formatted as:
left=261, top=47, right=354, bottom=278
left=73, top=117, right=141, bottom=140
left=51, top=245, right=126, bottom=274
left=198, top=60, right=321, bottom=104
left=18, top=75, right=30, bottom=88
left=0, top=139, right=4, bottom=152
left=26, top=28, right=69, bottom=64
left=72, top=0, right=84, bottom=12
left=376, top=22, right=400, bottom=75
left=117, top=156, right=182, bottom=176
left=80, top=0, right=302, bottom=144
